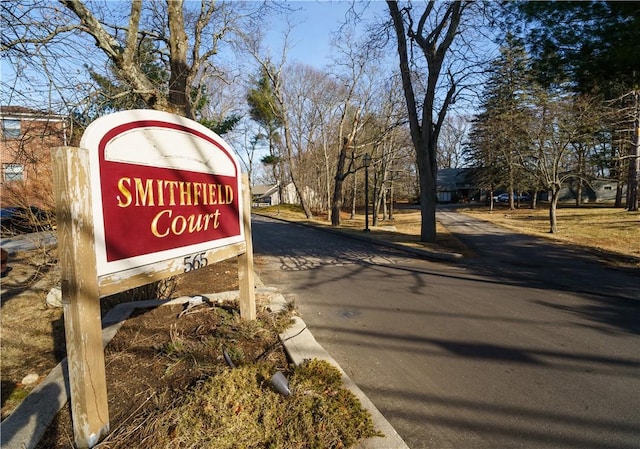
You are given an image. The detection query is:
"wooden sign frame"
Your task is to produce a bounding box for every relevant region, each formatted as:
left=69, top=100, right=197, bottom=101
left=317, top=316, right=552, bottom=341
left=51, top=111, right=255, bottom=448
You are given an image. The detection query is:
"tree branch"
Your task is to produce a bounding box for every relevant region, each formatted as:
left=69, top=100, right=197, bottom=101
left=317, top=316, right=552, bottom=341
left=59, top=0, right=122, bottom=60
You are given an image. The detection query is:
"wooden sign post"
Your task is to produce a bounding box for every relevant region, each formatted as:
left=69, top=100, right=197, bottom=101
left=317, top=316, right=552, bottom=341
left=52, top=110, right=255, bottom=447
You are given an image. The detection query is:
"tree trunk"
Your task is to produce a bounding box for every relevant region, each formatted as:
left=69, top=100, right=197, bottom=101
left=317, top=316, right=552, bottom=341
left=381, top=187, right=388, bottom=221
left=325, top=147, right=332, bottom=222
left=331, top=138, right=350, bottom=226
left=628, top=110, right=639, bottom=211
left=351, top=174, right=357, bottom=219
left=372, top=167, right=379, bottom=226
left=576, top=180, right=583, bottom=206
left=489, top=188, right=495, bottom=211
left=615, top=181, right=624, bottom=208
left=167, top=0, right=191, bottom=118
left=387, top=1, right=464, bottom=243
left=549, top=187, right=560, bottom=233
left=281, top=123, right=312, bottom=218
left=416, top=150, right=437, bottom=241
left=388, top=181, right=395, bottom=220
left=576, top=146, right=585, bottom=207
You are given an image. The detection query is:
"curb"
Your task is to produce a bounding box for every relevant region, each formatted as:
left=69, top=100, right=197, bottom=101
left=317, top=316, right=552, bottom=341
left=1, top=287, right=409, bottom=449
left=270, top=293, right=409, bottom=449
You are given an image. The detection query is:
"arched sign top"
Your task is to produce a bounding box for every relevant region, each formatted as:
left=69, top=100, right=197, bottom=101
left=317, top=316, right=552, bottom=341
left=82, top=110, right=239, bottom=177
left=80, top=110, right=244, bottom=277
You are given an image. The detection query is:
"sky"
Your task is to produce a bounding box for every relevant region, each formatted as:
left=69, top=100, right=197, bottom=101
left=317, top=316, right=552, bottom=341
left=261, top=1, right=388, bottom=68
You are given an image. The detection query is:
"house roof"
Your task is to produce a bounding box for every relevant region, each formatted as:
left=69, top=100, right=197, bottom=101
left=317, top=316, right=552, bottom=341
left=1, top=105, right=67, bottom=121
left=252, top=184, right=279, bottom=196
left=437, top=168, right=476, bottom=191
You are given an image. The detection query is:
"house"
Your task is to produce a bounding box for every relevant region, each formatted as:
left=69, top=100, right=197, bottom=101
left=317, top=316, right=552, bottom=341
left=557, top=179, right=621, bottom=203
left=436, top=168, right=479, bottom=203
left=252, top=184, right=280, bottom=207
left=251, top=182, right=300, bottom=207
left=1, top=106, right=69, bottom=208
left=435, top=167, right=623, bottom=204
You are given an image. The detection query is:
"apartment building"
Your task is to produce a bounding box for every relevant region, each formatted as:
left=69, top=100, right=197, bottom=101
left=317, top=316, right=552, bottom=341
left=0, top=106, right=68, bottom=208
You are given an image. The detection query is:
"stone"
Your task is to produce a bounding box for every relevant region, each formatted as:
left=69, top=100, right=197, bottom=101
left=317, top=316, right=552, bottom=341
left=21, top=373, right=39, bottom=385
left=46, top=286, right=63, bottom=308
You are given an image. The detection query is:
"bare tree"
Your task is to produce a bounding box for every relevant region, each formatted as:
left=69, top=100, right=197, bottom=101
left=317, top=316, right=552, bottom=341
left=2, top=1, right=263, bottom=118
left=522, top=93, right=601, bottom=233
left=438, top=114, right=469, bottom=169
left=247, top=56, right=319, bottom=218
left=616, top=90, right=640, bottom=211
left=327, top=28, right=383, bottom=226
left=387, top=0, right=477, bottom=242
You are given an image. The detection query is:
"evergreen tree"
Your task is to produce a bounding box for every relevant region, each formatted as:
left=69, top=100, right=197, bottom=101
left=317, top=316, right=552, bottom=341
left=467, top=36, right=532, bottom=209
left=510, top=1, right=640, bottom=96
left=247, top=64, right=284, bottom=191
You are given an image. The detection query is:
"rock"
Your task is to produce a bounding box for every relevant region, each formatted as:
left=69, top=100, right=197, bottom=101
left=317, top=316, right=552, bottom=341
left=21, top=373, right=39, bottom=385
left=46, top=286, right=63, bottom=308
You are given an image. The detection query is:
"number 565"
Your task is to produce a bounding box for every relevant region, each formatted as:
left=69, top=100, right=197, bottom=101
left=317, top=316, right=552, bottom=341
left=184, top=252, right=208, bottom=273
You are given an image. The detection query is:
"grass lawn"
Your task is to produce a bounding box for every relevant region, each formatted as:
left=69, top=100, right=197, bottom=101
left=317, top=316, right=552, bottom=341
left=459, top=203, right=639, bottom=265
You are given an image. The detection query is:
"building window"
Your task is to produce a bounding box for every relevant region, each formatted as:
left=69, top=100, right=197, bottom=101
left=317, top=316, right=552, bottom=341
left=3, top=163, right=24, bottom=182
left=1, top=119, right=22, bottom=139
left=604, top=185, right=612, bottom=191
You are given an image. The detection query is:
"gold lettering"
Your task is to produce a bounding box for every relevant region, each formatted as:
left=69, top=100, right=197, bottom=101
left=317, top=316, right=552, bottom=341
left=193, top=182, right=202, bottom=206
left=187, top=214, right=204, bottom=233
left=212, top=209, right=221, bottom=229
left=225, top=185, right=234, bottom=204
left=171, top=215, right=187, bottom=235
left=117, top=177, right=132, bottom=207
left=179, top=182, right=192, bottom=206
left=156, top=180, right=165, bottom=206
left=208, top=183, right=217, bottom=204
left=166, top=181, right=179, bottom=206
left=200, top=183, right=209, bottom=205
left=151, top=209, right=171, bottom=237
left=134, top=178, right=155, bottom=206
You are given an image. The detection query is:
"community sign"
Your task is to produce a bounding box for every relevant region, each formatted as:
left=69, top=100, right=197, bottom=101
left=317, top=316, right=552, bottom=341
left=80, top=109, right=244, bottom=278
left=51, top=109, right=254, bottom=448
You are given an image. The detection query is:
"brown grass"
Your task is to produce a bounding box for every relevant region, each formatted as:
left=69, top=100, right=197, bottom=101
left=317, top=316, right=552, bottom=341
left=1, top=248, right=62, bottom=419
left=3, top=247, right=382, bottom=449
left=103, top=359, right=381, bottom=449
left=459, top=204, right=640, bottom=267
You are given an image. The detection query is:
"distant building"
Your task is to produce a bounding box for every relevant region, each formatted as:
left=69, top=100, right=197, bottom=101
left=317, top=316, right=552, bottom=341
left=251, top=183, right=300, bottom=207
left=252, top=184, right=280, bottom=206
left=436, top=167, right=622, bottom=204
left=557, top=179, right=620, bottom=203
left=1, top=106, right=68, bottom=208
left=436, top=168, right=479, bottom=203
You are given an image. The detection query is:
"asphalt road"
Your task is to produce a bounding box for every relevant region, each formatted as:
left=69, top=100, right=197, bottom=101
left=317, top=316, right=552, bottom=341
left=251, top=212, right=640, bottom=449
